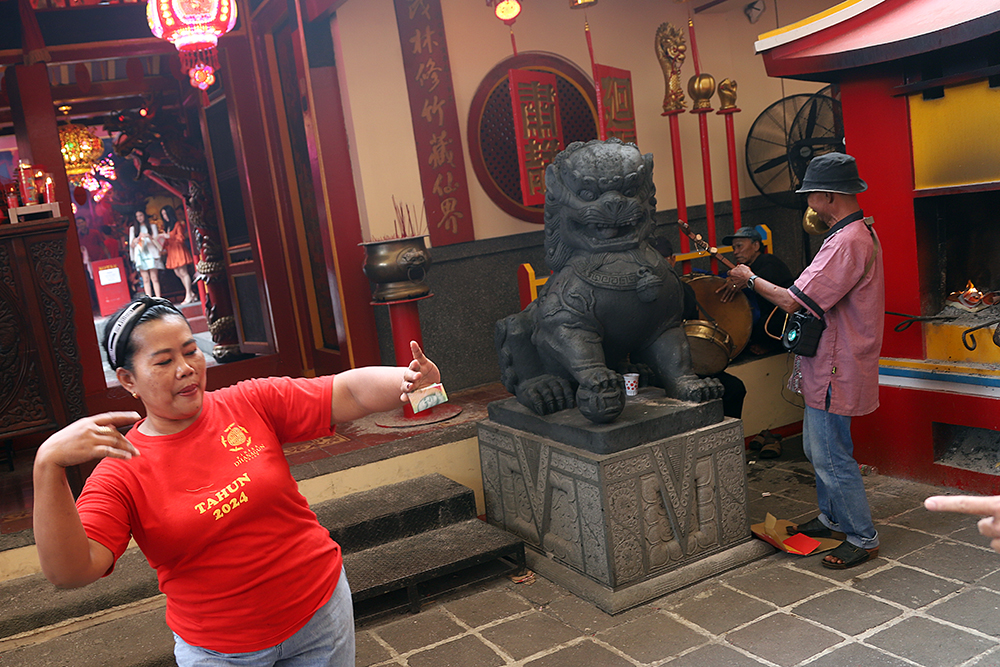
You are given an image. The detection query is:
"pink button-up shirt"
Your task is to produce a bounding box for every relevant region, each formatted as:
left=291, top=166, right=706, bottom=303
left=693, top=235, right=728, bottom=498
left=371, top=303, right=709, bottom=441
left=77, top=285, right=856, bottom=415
left=790, top=212, right=884, bottom=416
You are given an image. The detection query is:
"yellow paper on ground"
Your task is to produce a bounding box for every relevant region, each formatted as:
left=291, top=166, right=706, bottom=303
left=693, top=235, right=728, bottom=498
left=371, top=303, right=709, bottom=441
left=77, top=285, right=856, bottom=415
left=750, top=513, right=842, bottom=555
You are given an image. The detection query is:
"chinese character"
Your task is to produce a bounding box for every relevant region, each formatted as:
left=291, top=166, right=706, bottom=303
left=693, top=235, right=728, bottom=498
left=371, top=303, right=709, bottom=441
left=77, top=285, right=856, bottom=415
left=416, top=58, right=442, bottom=92
left=432, top=171, right=459, bottom=197
left=421, top=95, right=446, bottom=126
left=406, top=0, right=431, bottom=20
left=428, top=131, right=455, bottom=169
left=516, top=81, right=558, bottom=141
left=437, top=197, right=463, bottom=234
left=410, top=26, right=437, bottom=54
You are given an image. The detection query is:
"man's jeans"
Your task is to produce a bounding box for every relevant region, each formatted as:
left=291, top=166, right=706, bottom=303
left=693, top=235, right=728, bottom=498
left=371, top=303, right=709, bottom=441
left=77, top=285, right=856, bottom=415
left=802, top=400, right=879, bottom=550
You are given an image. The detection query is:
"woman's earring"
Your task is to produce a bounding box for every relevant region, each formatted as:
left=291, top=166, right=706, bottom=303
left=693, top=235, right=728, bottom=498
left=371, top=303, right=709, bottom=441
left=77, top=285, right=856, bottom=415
left=131, top=392, right=138, bottom=399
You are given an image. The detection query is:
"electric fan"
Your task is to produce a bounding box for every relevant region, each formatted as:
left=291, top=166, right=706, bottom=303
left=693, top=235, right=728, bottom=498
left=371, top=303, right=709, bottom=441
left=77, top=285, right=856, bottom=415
left=745, top=89, right=844, bottom=209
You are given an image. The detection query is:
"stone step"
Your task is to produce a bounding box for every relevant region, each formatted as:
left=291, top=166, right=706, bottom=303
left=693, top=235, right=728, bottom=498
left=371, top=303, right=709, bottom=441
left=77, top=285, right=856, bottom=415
left=0, top=474, right=519, bottom=661
left=0, top=549, right=159, bottom=642
left=313, top=473, right=477, bottom=554
left=345, top=518, right=524, bottom=618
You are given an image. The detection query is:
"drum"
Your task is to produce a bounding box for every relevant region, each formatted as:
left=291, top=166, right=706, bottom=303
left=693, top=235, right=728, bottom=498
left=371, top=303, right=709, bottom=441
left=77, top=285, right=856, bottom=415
left=681, top=274, right=753, bottom=371
left=683, top=320, right=732, bottom=376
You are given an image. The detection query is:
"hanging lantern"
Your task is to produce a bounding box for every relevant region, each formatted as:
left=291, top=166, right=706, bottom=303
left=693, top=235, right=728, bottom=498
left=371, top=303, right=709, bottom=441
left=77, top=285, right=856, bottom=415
left=58, top=106, right=106, bottom=187
left=146, top=0, right=238, bottom=91
left=494, top=0, right=520, bottom=25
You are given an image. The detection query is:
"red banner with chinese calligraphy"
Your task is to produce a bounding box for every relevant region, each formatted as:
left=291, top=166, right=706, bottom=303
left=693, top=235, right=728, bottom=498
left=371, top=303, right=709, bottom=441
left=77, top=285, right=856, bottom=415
left=593, top=63, right=637, bottom=145
left=393, top=0, right=474, bottom=245
left=508, top=69, right=565, bottom=207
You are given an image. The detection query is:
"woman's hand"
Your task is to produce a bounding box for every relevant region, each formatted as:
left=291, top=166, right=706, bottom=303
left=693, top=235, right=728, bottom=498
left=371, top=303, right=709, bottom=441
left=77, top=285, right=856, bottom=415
left=35, top=412, right=142, bottom=470
left=400, top=341, right=441, bottom=401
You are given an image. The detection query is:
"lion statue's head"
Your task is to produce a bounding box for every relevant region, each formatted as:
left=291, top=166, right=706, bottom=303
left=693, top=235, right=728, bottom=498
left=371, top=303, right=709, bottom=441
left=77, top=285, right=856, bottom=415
left=543, top=139, right=657, bottom=272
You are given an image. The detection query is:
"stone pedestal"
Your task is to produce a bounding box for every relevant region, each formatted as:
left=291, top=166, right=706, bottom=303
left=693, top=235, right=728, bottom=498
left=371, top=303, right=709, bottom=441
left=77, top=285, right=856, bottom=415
left=478, top=389, right=772, bottom=613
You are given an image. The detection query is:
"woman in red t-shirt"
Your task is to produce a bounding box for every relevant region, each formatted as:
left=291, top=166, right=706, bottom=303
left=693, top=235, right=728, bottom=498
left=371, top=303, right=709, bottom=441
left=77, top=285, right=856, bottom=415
left=32, top=296, right=441, bottom=666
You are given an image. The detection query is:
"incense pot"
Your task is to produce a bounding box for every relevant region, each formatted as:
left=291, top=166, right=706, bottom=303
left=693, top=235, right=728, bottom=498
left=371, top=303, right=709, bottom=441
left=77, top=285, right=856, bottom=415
left=361, top=236, right=432, bottom=302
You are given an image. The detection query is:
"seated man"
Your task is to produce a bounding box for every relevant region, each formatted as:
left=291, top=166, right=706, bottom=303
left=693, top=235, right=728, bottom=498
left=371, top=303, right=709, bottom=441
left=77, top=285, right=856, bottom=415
left=718, top=227, right=794, bottom=355
left=649, top=231, right=746, bottom=422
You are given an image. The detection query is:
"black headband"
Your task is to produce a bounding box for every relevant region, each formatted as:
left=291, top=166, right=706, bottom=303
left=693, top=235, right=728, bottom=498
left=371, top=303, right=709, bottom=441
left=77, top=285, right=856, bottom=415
left=107, top=297, right=183, bottom=367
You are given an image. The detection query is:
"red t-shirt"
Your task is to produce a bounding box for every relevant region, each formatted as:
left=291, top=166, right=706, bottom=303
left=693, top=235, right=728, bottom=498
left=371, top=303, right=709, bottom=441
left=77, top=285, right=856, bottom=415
left=77, top=376, right=342, bottom=652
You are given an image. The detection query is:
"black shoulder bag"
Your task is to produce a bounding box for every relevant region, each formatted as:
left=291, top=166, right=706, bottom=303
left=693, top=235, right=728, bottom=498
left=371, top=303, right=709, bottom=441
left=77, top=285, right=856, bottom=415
left=780, top=220, right=879, bottom=357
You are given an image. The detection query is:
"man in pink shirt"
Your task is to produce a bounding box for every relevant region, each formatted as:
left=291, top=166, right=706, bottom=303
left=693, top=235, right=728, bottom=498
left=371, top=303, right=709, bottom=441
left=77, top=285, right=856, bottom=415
left=729, top=153, right=883, bottom=569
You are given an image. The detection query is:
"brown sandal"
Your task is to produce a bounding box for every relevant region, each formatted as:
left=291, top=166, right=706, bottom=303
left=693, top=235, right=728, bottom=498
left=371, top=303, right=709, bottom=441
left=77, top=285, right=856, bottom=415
left=758, top=431, right=782, bottom=459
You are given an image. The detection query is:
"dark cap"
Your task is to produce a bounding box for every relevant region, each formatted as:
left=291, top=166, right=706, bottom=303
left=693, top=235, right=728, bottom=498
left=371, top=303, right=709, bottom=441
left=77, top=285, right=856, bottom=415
left=796, top=152, right=868, bottom=194
left=722, top=226, right=762, bottom=245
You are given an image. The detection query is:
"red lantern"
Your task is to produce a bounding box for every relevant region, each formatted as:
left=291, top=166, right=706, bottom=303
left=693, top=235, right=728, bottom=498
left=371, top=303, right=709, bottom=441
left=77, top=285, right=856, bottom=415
left=146, top=0, right=238, bottom=91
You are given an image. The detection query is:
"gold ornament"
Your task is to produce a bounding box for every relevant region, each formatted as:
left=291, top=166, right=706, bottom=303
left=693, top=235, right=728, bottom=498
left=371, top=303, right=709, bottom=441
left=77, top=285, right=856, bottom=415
left=568, top=0, right=597, bottom=7
left=687, top=73, right=716, bottom=110
left=718, top=78, right=738, bottom=110
left=655, top=23, right=687, bottom=113
left=802, top=207, right=830, bottom=235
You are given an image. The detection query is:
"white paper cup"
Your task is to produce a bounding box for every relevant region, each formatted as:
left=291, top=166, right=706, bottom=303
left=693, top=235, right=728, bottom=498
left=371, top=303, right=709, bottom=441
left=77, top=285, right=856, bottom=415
left=623, top=373, right=639, bottom=396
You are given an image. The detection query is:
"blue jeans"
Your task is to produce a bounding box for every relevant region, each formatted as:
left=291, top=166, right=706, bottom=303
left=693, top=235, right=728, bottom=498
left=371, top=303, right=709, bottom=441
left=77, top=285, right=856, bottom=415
left=802, top=397, right=879, bottom=550
left=173, top=567, right=355, bottom=666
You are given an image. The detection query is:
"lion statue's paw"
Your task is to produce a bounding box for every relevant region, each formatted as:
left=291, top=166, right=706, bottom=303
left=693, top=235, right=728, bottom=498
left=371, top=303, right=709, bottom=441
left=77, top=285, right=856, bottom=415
left=674, top=375, right=725, bottom=403
left=515, top=375, right=576, bottom=415
left=576, top=368, right=626, bottom=424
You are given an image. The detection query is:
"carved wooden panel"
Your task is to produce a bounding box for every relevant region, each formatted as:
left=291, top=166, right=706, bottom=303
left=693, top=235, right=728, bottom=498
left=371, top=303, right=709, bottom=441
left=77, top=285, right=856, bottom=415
left=0, top=218, right=86, bottom=440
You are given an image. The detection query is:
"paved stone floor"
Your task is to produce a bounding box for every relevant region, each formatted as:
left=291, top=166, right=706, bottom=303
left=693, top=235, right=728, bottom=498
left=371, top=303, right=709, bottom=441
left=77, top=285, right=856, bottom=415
left=356, top=438, right=1000, bottom=667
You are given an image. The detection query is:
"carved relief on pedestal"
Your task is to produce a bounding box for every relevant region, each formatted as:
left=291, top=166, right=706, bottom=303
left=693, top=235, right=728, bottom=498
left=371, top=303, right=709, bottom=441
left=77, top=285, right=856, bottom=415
left=643, top=472, right=682, bottom=569
left=686, top=457, right=719, bottom=556
left=478, top=443, right=502, bottom=525
left=543, top=471, right=584, bottom=571
left=718, top=445, right=750, bottom=542
left=577, top=480, right=609, bottom=583
left=499, top=451, right=540, bottom=544
left=609, top=477, right=643, bottom=584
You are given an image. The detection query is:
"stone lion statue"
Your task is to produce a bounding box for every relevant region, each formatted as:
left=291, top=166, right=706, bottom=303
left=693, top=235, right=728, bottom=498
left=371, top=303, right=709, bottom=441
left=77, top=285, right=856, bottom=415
left=496, top=139, right=723, bottom=424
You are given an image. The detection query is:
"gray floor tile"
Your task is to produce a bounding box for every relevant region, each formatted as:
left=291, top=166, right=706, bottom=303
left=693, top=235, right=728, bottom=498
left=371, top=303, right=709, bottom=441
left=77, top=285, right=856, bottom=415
left=406, top=634, right=507, bottom=667
left=667, top=585, right=775, bottom=635
left=479, top=611, right=582, bottom=661
left=949, top=523, right=992, bottom=548
left=596, top=611, right=704, bottom=664
left=372, top=608, right=465, bottom=655
left=786, top=549, right=883, bottom=580
left=666, top=643, right=769, bottom=666
left=898, top=540, right=1000, bottom=583
left=804, top=642, right=914, bottom=667
left=977, top=568, right=1000, bottom=593
left=541, top=593, right=650, bottom=635
left=522, top=638, right=634, bottom=667
left=791, top=588, right=902, bottom=635
left=892, top=506, right=974, bottom=536
left=748, top=495, right=815, bottom=525
left=872, top=523, right=938, bottom=560
left=725, top=612, right=842, bottom=667
left=746, top=466, right=816, bottom=495
left=355, top=631, right=394, bottom=667
left=726, top=564, right=834, bottom=606
left=927, top=587, right=1000, bottom=636
left=869, top=490, right=925, bottom=522
left=506, top=576, right=570, bottom=607
left=442, top=588, right=533, bottom=629
left=852, top=565, right=962, bottom=608
left=867, top=616, right=996, bottom=667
